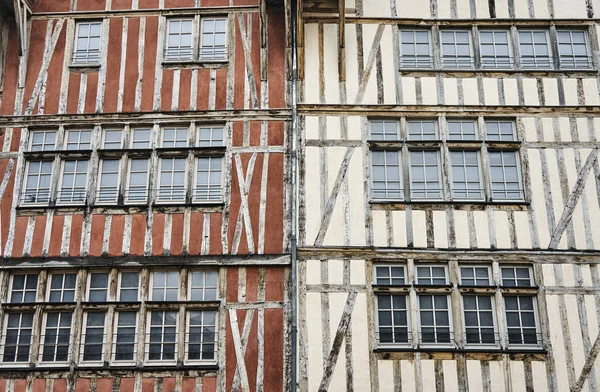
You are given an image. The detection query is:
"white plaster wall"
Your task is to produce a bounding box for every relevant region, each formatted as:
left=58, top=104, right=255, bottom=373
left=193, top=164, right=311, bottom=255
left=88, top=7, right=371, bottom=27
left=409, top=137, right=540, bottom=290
left=304, top=24, right=319, bottom=104
left=532, top=0, right=551, bottom=17
left=345, top=25, right=360, bottom=105
left=323, top=24, right=340, bottom=104
left=543, top=78, right=560, bottom=107
left=381, top=27, right=397, bottom=105
left=553, top=0, right=587, bottom=18
left=304, top=147, right=321, bottom=245
left=392, top=211, right=407, bottom=247
left=394, top=0, right=431, bottom=18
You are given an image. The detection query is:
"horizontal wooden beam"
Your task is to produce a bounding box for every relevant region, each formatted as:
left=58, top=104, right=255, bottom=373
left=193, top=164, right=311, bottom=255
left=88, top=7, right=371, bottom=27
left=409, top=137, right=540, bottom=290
left=29, top=5, right=260, bottom=19
left=303, top=15, right=600, bottom=25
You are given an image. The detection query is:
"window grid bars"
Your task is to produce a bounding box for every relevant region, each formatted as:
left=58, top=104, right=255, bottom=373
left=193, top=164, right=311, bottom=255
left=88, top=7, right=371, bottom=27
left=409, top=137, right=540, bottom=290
left=505, top=296, right=540, bottom=346
left=97, top=159, right=120, bottom=203
left=186, top=310, right=217, bottom=361
left=463, top=295, right=497, bottom=345
left=162, top=127, right=189, bottom=148
left=518, top=30, right=553, bottom=69
left=158, top=158, right=187, bottom=202
left=450, top=150, right=484, bottom=200
left=399, top=30, right=433, bottom=69
left=147, top=311, right=178, bottom=362
left=29, top=130, right=57, bottom=152
left=166, top=18, right=194, bottom=61
left=59, top=160, right=89, bottom=204
left=479, top=30, right=513, bottom=69
left=200, top=18, right=227, bottom=60
left=195, top=157, right=223, bottom=201
left=418, top=295, right=452, bottom=345
left=440, top=30, right=474, bottom=69
left=371, top=150, right=403, bottom=200
left=410, top=150, right=442, bottom=200
left=41, top=312, right=73, bottom=363
left=557, top=30, right=592, bottom=69
left=65, top=130, right=92, bottom=150
left=23, top=161, right=53, bottom=204
left=73, top=22, right=101, bottom=64
left=489, top=151, right=523, bottom=200
left=2, top=313, right=34, bottom=363
left=48, top=274, right=76, bottom=303
left=81, top=313, right=106, bottom=362
left=190, top=271, right=218, bottom=301
left=376, top=295, right=410, bottom=345
left=10, top=275, right=38, bottom=304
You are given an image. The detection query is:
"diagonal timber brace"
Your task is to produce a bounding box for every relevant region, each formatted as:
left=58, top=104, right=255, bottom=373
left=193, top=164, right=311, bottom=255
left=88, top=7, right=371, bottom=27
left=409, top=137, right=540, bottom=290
left=572, top=332, right=600, bottom=392
left=12, top=0, right=32, bottom=57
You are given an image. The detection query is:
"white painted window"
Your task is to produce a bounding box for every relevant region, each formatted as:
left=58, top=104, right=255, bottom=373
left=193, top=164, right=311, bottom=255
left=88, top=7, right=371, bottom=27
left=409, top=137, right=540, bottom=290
left=59, top=159, right=88, bottom=204
left=450, top=150, right=483, bottom=200
left=200, top=18, right=227, bottom=60
left=410, top=150, right=442, bottom=200
left=29, top=130, right=56, bottom=151
left=88, top=273, right=109, bottom=302
left=370, top=120, right=399, bottom=141
left=416, top=265, right=447, bottom=285
left=460, top=266, right=491, bottom=286
left=118, top=272, right=140, bottom=302
left=407, top=120, right=437, bottom=141
left=463, top=295, right=497, bottom=345
left=557, top=30, right=591, bottom=69
left=1, top=313, right=34, bottom=363
left=488, top=151, right=523, bottom=200
left=504, top=296, right=540, bottom=346
left=102, top=129, right=122, bottom=149
left=479, top=30, right=512, bottom=69
left=126, top=158, right=149, bottom=203
left=113, top=311, right=137, bottom=362
left=197, top=125, right=224, bottom=147
left=448, top=120, right=478, bottom=140
left=186, top=310, right=217, bottom=362
left=166, top=18, right=194, bottom=61
left=376, top=295, right=410, bottom=345
left=485, top=120, right=515, bottom=141
left=189, top=271, right=218, bottom=301
left=23, top=161, right=53, bottom=204
left=48, top=273, right=77, bottom=302
left=440, top=30, right=473, bottom=69
left=10, top=274, right=38, bottom=303
left=80, top=312, right=106, bottom=363
left=418, top=295, right=452, bottom=344
left=371, top=150, right=402, bottom=200
left=98, top=159, right=120, bottom=203
left=399, top=30, right=432, bottom=69
left=374, top=265, right=406, bottom=285
left=158, top=158, right=187, bottom=202
left=501, top=266, right=533, bottom=287
left=147, top=311, right=178, bottom=362
left=162, top=127, right=188, bottom=148
left=195, top=157, right=222, bottom=201
left=518, top=30, right=552, bottom=69
left=151, top=271, right=179, bottom=301
left=73, top=21, right=102, bottom=64
left=65, top=130, right=92, bottom=150
left=130, top=129, right=152, bottom=149
left=40, top=312, right=72, bottom=362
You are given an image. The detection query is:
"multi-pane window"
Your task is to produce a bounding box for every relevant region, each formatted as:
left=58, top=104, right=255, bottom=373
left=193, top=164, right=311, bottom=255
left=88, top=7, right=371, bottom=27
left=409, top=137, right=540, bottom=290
left=419, top=295, right=452, bottom=344
left=375, top=265, right=406, bottom=285
left=557, top=30, right=591, bottom=69
left=147, top=311, right=177, bottom=362
left=377, top=295, right=410, bottom=345
left=440, top=30, right=473, bottom=68
left=126, top=158, right=149, bottom=203
left=197, top=125, right=224, bottom=147
left=48, top=273, right=77, bottom=302
left=81, top=312, right=106, bottom=362
left=518, top=30, right=552, bottom=69
left=505, top=296, right=539, bottom=346
left=130, top=129, right=152, bottom=149
left=460, top=266, right=491, bottom=286
left=88, top=273, right=109, bottom=302
left=152, top=271, right=179, bottom=301
left=162, top=127, right=188, bottom=148
left=200, top=18, right=227, bottom=60
left=489, top=151, right=522, bottom=200
left=501, top=266, right=533, bottom=287
left=195, top=157, right=222, bottom=201
left=41, top=312, right=72, bottom=362
left=97, top=159, right=120, bottom=203
left=10, top=274, right=38, bottom=303
left=65, top=130, right=92, bottom=150
left=407, top=120, right=437, bottom=140
left=486, top=120, right=515, bottom=141
left=2, top=313, right=33, bottom=363
left=113, top=311, right=137, bottom=362
left=166, top=18, right=194, bottom=61
left=189, top=271, right=218, bottom=301
left=23, top=161, right=53, bottom=204
left=102, top=129, right=122, bottom=149
left=463, top=295, right=496, bottom=345
left=410, top=150, right=441, bottom=199
left=119, top=272, right=140, bottom=301
left=479, top=30, right=511, bottom=68
left=399, top=30, right=432, bottom=68
left=370, top=120, right=399, bottom=141
left=450, top=151, right=483, bottom=200
left=29, top=130, right=56, bottom=151
left=448, top=120, right=477, bottom=140
left=59, top=160, right=88, bottom=204
left=73, top=22, right=102, bottom=64
left=371, top=151, right=402, bottom=200
left=416, top=265, right=447, bottom=285
left=158, top=158, right=186, bottom=202
left=187, top=311, right=217, bottom=361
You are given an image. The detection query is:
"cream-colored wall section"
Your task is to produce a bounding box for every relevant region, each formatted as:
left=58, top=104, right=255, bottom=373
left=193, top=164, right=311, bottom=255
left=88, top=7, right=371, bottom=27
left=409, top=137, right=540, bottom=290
left=483, top=78, right=499, bottom=106
left=393, top=211, right=407, bottom=247
left=306, top=291, right=324, bottom=392
left=467, top=360, right=484, bottom=391
left=421, top=360, right=436, bottom=390
left=377, top=361, right=394, bottom=392
left=514, top=0, right=531, bottom=18
left=394, top=0, right=431, bottom=18
left=345, top=25, right=359, bottom=105
left=421, top=77, right=438, bottom=105
left=323, top=147, right=348, bottom=246
left=489, top=361, right=506, bottom=392
left=401, top=360, right=416, bottom=391
left=503, top=78, right=520, bottom=106
left=474, top=210, right=491, bottom=248
left=514, top=211, right=532, bottom=249
left=543, top=78, right=560, bottom=106
left=362, top=0, right=391, bottom=17
left=381, top=28, right=397, bottom=105
left=554, top=0, right=588, bottom=18
left=494, top=210, right=511, bottom=249
left=348, top=148, right=366, bottom=246
left=546, top=294, right=571, bottom=392
left=532, top=0, right=551, bottom=17
left=402, top=77, right=417, bottom=105
left=444, top=78, right=459, bottom=105
left=433, top=210, right=448, bottom=248
left=328, top=260, right=344, bottom=284
left=437, top=0, right=452, bottom=18
left=328, top=293, right=348, bottom=391
left=563, top=78, right=579, bottom=106
left=347, top=116, right=362, bottom=140
left=306, top=259, right=320, bottom=285
left=304, top=147, right=321, bottom=245
left=350, top=260, right=365, bottom=284
left=532, top=361, right=549, bottom=392
left=351, top=293, right=371, bottom=391
left=373, top=210, right=387, bottom=247
left=412, top=210, right=428, bottom=248
left=494, top=0, right=511, bottom=18
left=584, top=78, right=600, bottom=106
left=443, top=360, right=459, bottom=391
left=510, top=361, right=527, bottom=392
left=323, top=24, right=339, bottom=105
left=360, top=24, right=380, bottom=105
left=523, top=78, right=540, bottom=106
left=454, top=210, right=470, bottom=248
left=304, top=24, right=319, bottom=104
left=462, top=78, right=480, bottom=105
left=456, top=0, right=472, bottom=17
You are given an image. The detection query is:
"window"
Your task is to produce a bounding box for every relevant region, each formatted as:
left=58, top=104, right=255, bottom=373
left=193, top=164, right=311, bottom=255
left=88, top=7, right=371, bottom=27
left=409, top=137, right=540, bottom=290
left=410, top=150, right=441, bottom=199
left=374, top=265, right=406, bottom=285
left=113, top=311, right=137, bottom=362
left=200, top=18, right=227, bottom=60
left=48, top=273, right=77, bottom=302
left=407, top=120, right=437, bottom=141
left=501, top=266, right=533, bottom=287
left=65, top=130, right=92, bottom=150
left=88, top=273, right=109, bottom=302
left=187, top=311, right=217, bottom=361
left=97, top=159, right=120, bottom=203
left=158, top=158, right=187, bottom=202
left=73, top=21, right=102, bottom=64
left=23, top=161, right=53, bottom=204
left=399, top=30, right=432, bottom=69
left=505, top=296, right=540, bottom=346
left=162, top=127, right=188, bottom=148
left=41, top=312, right=72, bottom=362
left=448, top=120, right=477, bottom=140
left=485, top=120, right=515, bottom=141
left=2, top=313, right=33, bottom=363
left=189, top=271, right=218, bottom=301
left=489, top=151, right=523, bottom=200
left=450, top=150, right=483, bottom=200
left=518, top=30, right=552, bottom=69
left=376, top=295, right=410, bottom=345
left=102, top=129, right=122, bottom=149
left=147, top=311, right=177, bottom=362
left=479, top=30, right=511, bottom=69
left=166, top=18, right=194, bottom=61
left=59, top=160, right=88, bottom=204
left=418, top=295, right=452, bottom=344
left=370, top=120, right=399, bottom=141
left=371, top=150, right=402, bottom=200
left=126, top=158, right=149, bottom=203
left=10, top=274, right=38, bottom=303
left=460, top=266, right=491, bottom=286
left=119, top=272, right=139, bottom=301
left=151, top=271, right=179, bottom=301
left=197, top=125, right=224, bottom=147
left=463, top=295, right=496, bottom=345
left=416, top=265, right=447, bottom=285
left=130, top=129, right=151, bottom=149
left=81, top=312, right=105, bottom=363
left=557, top=30, right=591, bottom=69
left=29, top=130, right=56, bottom=151
left=440, top=30, right=473, bottom=69
left=195, top=157, right=222, bottom=201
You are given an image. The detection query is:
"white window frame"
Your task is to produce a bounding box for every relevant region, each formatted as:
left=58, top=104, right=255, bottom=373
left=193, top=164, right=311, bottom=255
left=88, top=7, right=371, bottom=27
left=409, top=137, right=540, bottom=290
left=150, top=271, right=180, bottom=301
left=500, top=266, right=534, bottom=287
left=188, top=270, right=219, bottom=301
left=79, top=311, right=107, bottom=365
left=415, top=264, right=449, bottom=285
left=478, top=29, right=513, bottom=69
left=73, top=21, right=102, bottom=65
left=157, top=157, right=188, bottom=203
left=165, top=17, right=195, bottom=62
left=39, top=311, right=73, bottom=364
left=29, top=130, right=57, bottom=152
left=117, top=271, right=140, bottom=302
left=125, top=158, right=150, bottom=204
left=488, top=150, right=524, bottom=201
left=22, top=160, right=53, bottom=205
left=369, top=119, right=400, bottom=141
left=407, top=119, right=438, bottom=141
left=185, top=310, right=218, bottom=364
left=370, top=150, right=403, bottom=201
left=409, top=150, right=443, bottom=200
left=375, top=294, right=411, bottom=347
left=97, top=158, right=121, bottom=204
left=0, top=312, right=34, bottom=365
left=111, top=311, right=138, bottom=365
left=373, top=264, right=407, bottom=286
left=193, top=156, right=223, bottom=202
left=518, top=30, right=553, bottom=69
left=197, top=124, right=225, bottom=147
left=557, top=29, right=592, bottom=69
left=459, top=265, right=492, bottom=286
left=47, top=273, right=77, bottom=303
left=86, top=272, right=110, bottom=302
left=102, top=129, right=123, bottom=149
left=145, top=310, right=179, bottom=364
left=161, top=126, right=189, bottom=148
left=417, top=294, right=454, bottom=347
left=129, top=128, right=152, bottom=149
left=447, top=119, right=479, bottom=141
left=398, top=29, right=433, bottom=69
left=461, top=294, right=498, bottom=347
left=504, top=295, right=541, bottom=348
left=440, top=29, right=474, bottom=69
left=64, top=130, right=92, bottom=150
left=199, top=17, right=228, bottom=61
left=57, top=159, right=89, bottom=205
left=9, top=274, right=38, bottom=304
left=449, top=150, right=484, bottom=201
left=485, top=120, right=516, bottom=142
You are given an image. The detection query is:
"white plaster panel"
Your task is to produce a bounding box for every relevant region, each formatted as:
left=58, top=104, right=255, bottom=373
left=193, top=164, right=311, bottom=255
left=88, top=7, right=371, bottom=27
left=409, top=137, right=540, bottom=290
left=546, top=294, right=570, bottom=392
left=542, top=78, right=560, bottom=107
left=554, top=0, right=587, bottom=17
left=401, top=360, right=416, bottom=391
left=323, top=24, right=340, bottom=104
left=483, top=78, right=499, bottom=106
left=494, top=210, right=511, bottom=249
left=328, top=294, right=347, bottom=391
left=412, top=210, right=427, bottom=248
left=514, top=0, right=531, bottom=17
left=593, top=118, right=600, bottom=141
left=345, top=0, right=356, bottom=10
left=562, top=78, right=579, bottom=106
left=527, top=150, right=550, bottom=247
left=350, top=260, right=366, bottom=285
left=345, top=25, right=359, bottom=104
left=584, top=157, right=600, bottom=249
left=563, top=148, right=588, bottom=250
left=510, top=361, right=526, bottom=392
left=531, top=361, right=549, bottom=392
left=565, top=294, right=586, bottom=377
left=466, top=360, right=483, bottom=391
left=514, top=211, right=532, bottom=249
left=305, top=116, right=319, bottom=141
left=306, top=291, right=324, bottom=392
left=443, top=78, right=459, bottom=106
left=443, top=360, right=459, bottom=391
left=348, top=147, right=366, bottom=246
left=545, top=149, right=568, bottom=249
left=328, top=259, right=344, bottom=285
left=489, top=361, right=506, bottom=392
left=494, top=0, right=510, bottom=17
left=523, top=78, right=540, bottom=106
left=561, top=263, right=575, bottom=288
left=576, top=117, right=589, bottom=142
left=580, top=264, right=593, bottom=287
left=421, top=360, right=436, bottom=391
left=457, top=0, right=472, bottom=17
left=433, top=210, right=449, bottom=249
left=584, top=78, right=600, bottom=106
left=361, top=24, right=380, bottom=105
left=347, top=116, right=362, bottom=141
left=395, top=0, right=431, bottom=17
left=503, top=78, right=520, bottom=106
left=304, top=24, right=320, bottom=104
left=521, top=117, right=537, bottom=142
left=532, top=0, right=550, bottom=17
left=473, top=210, right=491, bottom=249
left=305, top=147, right=322, bottom=245
left=542, top=263, right=556, bottom=286
left=381, top=27, right=397, bottom=105
left=401, top=77, right=417, bottom=105
left=584, top=294, right=599, bottom=343
left=323, top=147, right=346, bottom=246
left=392, top=211, right=407, bottom=248
left=557, top=117, right=571, bottom=142
left=595, top=0, right=600, bottom=18
left=351, top=293, right=372, bottom=392
left=326, top=116, right=341, bottom=140
left=421, top=77, right=438, bottom=105
left=306, top=259, right=321, bottom=285
left=453, top=210, right=470, bottom=249
left=462, top=78, right=480, bottom=105
left=475, top=0, right=491, bottom=18
left=378, top=360, right=394, bottom=392
left=437, top=0, right=452, bottom=18
left=540, top=117, right=554, bottom=143
left=373, top=210, right=388, bottom=247
left=362, top=0, right=391, bottom=17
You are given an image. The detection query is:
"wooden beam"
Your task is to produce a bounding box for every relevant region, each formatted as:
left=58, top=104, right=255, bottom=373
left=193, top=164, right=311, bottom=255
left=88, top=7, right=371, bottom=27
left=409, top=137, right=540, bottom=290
left=572, top=332, right=600, bottom=392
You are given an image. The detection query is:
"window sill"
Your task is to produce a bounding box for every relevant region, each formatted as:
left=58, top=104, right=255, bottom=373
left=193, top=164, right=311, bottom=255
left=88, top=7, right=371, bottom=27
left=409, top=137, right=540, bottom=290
left=397, top=68, right=598, bottom=76
left=162, top=60, right=228, bottom=69
left=17, top=202, right=225, bottom=213
left=369, top=200, right=530, bottom=211
left=374, top=346, right=547, bottom=355
left=0, top=363, right=219, bottom=372
left=24, top=150, right=92, bottom=159
left=69, top=63, right=102, bottom=72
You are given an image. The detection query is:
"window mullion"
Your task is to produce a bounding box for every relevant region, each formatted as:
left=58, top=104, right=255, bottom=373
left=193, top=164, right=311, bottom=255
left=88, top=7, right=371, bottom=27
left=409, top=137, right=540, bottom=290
left=177, top=305, right=185, bottom=363
left=548, top=25, right=560, bottom=70
left=449, top=260, right=464, bottom=348
left=472, top=26, right=481, bottom=69
left=478, top=117, right=492, bottom=202
left=431, top=25, right=441, bottom=69
left=510, top=26, right=521, bottom=70
left=86, top=125, right=102, bottom=207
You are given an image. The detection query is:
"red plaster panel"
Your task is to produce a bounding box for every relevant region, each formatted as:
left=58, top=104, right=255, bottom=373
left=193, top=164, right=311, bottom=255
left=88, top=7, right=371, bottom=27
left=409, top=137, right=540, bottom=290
left=165, top=0, right=195, bottom=7
left=104, top=18, right=124, bottom=113
left=119, top=378, right=134, bottom=391
left=247, top=153, right=263, bottom=252
left=97, top=379, right=113, bottom=392
left=250, top=120, right=262, bottom=146
left=265, top=153, right=283, bottom=254
left=178, top=69, right=192, bottom=111
left=66, top=73, right=81, bottom=114
left=234, top=0, right=258, bottom=5
left=122, top=17, right=140, bottom=113
left=215, top=68, right=227, bottom=110
left=32, top=379, right=46, bottom=392
left=108, top=214, right=125, bottom=256
left=251, top=13, right=261, bottom=106
left=201, top=0, right=228, bottom=5
left=160, top=70, right=174, bottom=112
left=152, top=213, right=165, bottom=256
left=227, top=157, right=241, bottom=253
left=48, top=214, right=64, bottom=257
left=268, top=121, right=285, bottom=147
left=225, top=310, right=236, bottom=391
left=245, top=312, right=259, bottom=392
left=267, top=9, right=286, bottom=109
left=141, top=16, right=158, bottom=111
left=209, top=212, right=222, bottom=255
left=195, top=69, right=210, bottom=110
left=89, top=214, right=107, bottom=257
left=202, top=378, right=216, bottom=392
left=0, top=380, right=5, bottom=392
left=162, top=378, right=176, bottom=392
left=112, top=0, right=132, bottom=9
left=13, top=380, right=26, bottom=392
left=231, top=121, right=243, bottom=147
left=226, top=267, right=238, bottom=302
left=129, top=214, right=147, bottom=256
left=141, top=378, right=154, bottom=392
left=75, top=379, right=90, bottom=392
left=22, top=20, right=48, bottom=115
left=76, top=0, right=106, bottom=10
left=44, top=25, right=67, bottom=114
left=69, top=214, right=83, bottom=257
left=264, top=308, right=284, bottom=392
left=30, top=215, right=47, bottom=257
left=233, top=18, right=245, bottom=110
left=245, top=267, right=259, bottom=303
left=0, top=26, right=18, bottom=115
left=182, top=378, right=195, bottom=392
left=53, top=379, right=67, bottom=392
left=139, top=0, right=159, bottom=8
left=265, top=268, right=285, bottom=301
left=170, top=213, right=184, bottom=256
left=85, top=72, right=99, bottom=113
left=188, top=212, right=203, bottom=255
left=33, top=0, right=70, bottom=12
left=10, top=128, right=21, bottom=152
left=12, top=216, right=28, bottom=257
